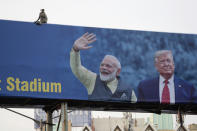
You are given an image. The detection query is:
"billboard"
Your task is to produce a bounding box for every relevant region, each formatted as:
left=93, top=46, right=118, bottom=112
left=0, top=19, right=197, bottom=113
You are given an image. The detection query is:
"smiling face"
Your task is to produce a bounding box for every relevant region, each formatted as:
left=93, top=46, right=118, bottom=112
left=155, top=51, right=175, bottom=79
left=99, top=55, right=121, bottom=82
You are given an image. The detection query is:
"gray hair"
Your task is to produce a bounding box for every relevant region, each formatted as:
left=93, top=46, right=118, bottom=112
left=154, top=50, right=173, bottom=63
left=104, top=55, right=121, bottom=69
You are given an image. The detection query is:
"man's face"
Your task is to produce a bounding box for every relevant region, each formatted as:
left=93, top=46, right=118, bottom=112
left=99, top=56, right=119, bottom=82
left=155, top=52, right=175, bottom=78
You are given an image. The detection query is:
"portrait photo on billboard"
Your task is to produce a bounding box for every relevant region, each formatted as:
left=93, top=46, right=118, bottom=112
left=68, top=29, right=197, bottom=105
left=70, top=32, right=137, bottom=103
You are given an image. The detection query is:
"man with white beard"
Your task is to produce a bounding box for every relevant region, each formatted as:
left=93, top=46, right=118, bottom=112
left=70, top=32, right=136, bottom=102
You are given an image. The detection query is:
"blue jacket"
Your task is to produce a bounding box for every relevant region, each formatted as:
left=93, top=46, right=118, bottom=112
left=137, top=76, right=195, bottom=104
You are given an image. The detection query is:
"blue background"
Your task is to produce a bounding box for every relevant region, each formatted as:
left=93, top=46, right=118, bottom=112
left=0, top=19, right=197, bottom=101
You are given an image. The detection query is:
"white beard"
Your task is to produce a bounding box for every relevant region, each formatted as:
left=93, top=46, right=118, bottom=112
left=100, top=70, right=117, bottom=82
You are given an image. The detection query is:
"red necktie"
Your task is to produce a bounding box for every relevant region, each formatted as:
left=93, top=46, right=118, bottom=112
left=161, top=80, right=170, bottom=104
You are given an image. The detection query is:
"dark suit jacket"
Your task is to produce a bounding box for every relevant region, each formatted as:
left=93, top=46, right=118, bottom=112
left=137, top=76, right=195, bottom=104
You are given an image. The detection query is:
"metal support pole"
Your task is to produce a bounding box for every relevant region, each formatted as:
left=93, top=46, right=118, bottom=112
left=176, top=106, right=186, bottom=131
left=46, top=110, right=53, bottom=131
left=40, top=119, right=43, bottom=131
left=61, top=102, right=68, bottom=131
left=56, top=111, right=62, bottom=131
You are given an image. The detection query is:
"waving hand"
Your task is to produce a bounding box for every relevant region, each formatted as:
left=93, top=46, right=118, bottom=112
left=73, top=32, right=97, bottom=52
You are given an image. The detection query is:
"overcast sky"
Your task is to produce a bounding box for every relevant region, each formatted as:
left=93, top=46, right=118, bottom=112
left=0, top=0, right=197, bottom=130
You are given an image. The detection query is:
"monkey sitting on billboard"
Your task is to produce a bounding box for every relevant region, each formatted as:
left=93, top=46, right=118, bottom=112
left=34, top=9, right=48, bottom=25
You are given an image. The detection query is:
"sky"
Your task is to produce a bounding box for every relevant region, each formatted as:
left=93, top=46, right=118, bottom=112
left=0, top=0, right=197, bottom=130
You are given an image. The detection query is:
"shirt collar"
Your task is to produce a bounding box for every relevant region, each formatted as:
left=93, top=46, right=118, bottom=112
left=159, top=74, right=174, bottom=84
left=107, top=77, right=118, bottom=85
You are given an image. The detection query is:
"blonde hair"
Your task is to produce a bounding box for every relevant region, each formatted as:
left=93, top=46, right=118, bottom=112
left=154, top=50, right=173, bottom=63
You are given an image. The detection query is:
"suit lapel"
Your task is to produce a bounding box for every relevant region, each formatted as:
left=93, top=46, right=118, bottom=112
left=174, top=76, right=180, bottom=101
left=152, top=77, right=160, bottom=102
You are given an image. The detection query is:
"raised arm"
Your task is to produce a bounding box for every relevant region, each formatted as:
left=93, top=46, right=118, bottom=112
left=70, top=33, right=97, bottom=95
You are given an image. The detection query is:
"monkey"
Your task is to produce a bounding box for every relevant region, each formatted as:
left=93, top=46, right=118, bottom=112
left=35, top=9, right=48, bottom=25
